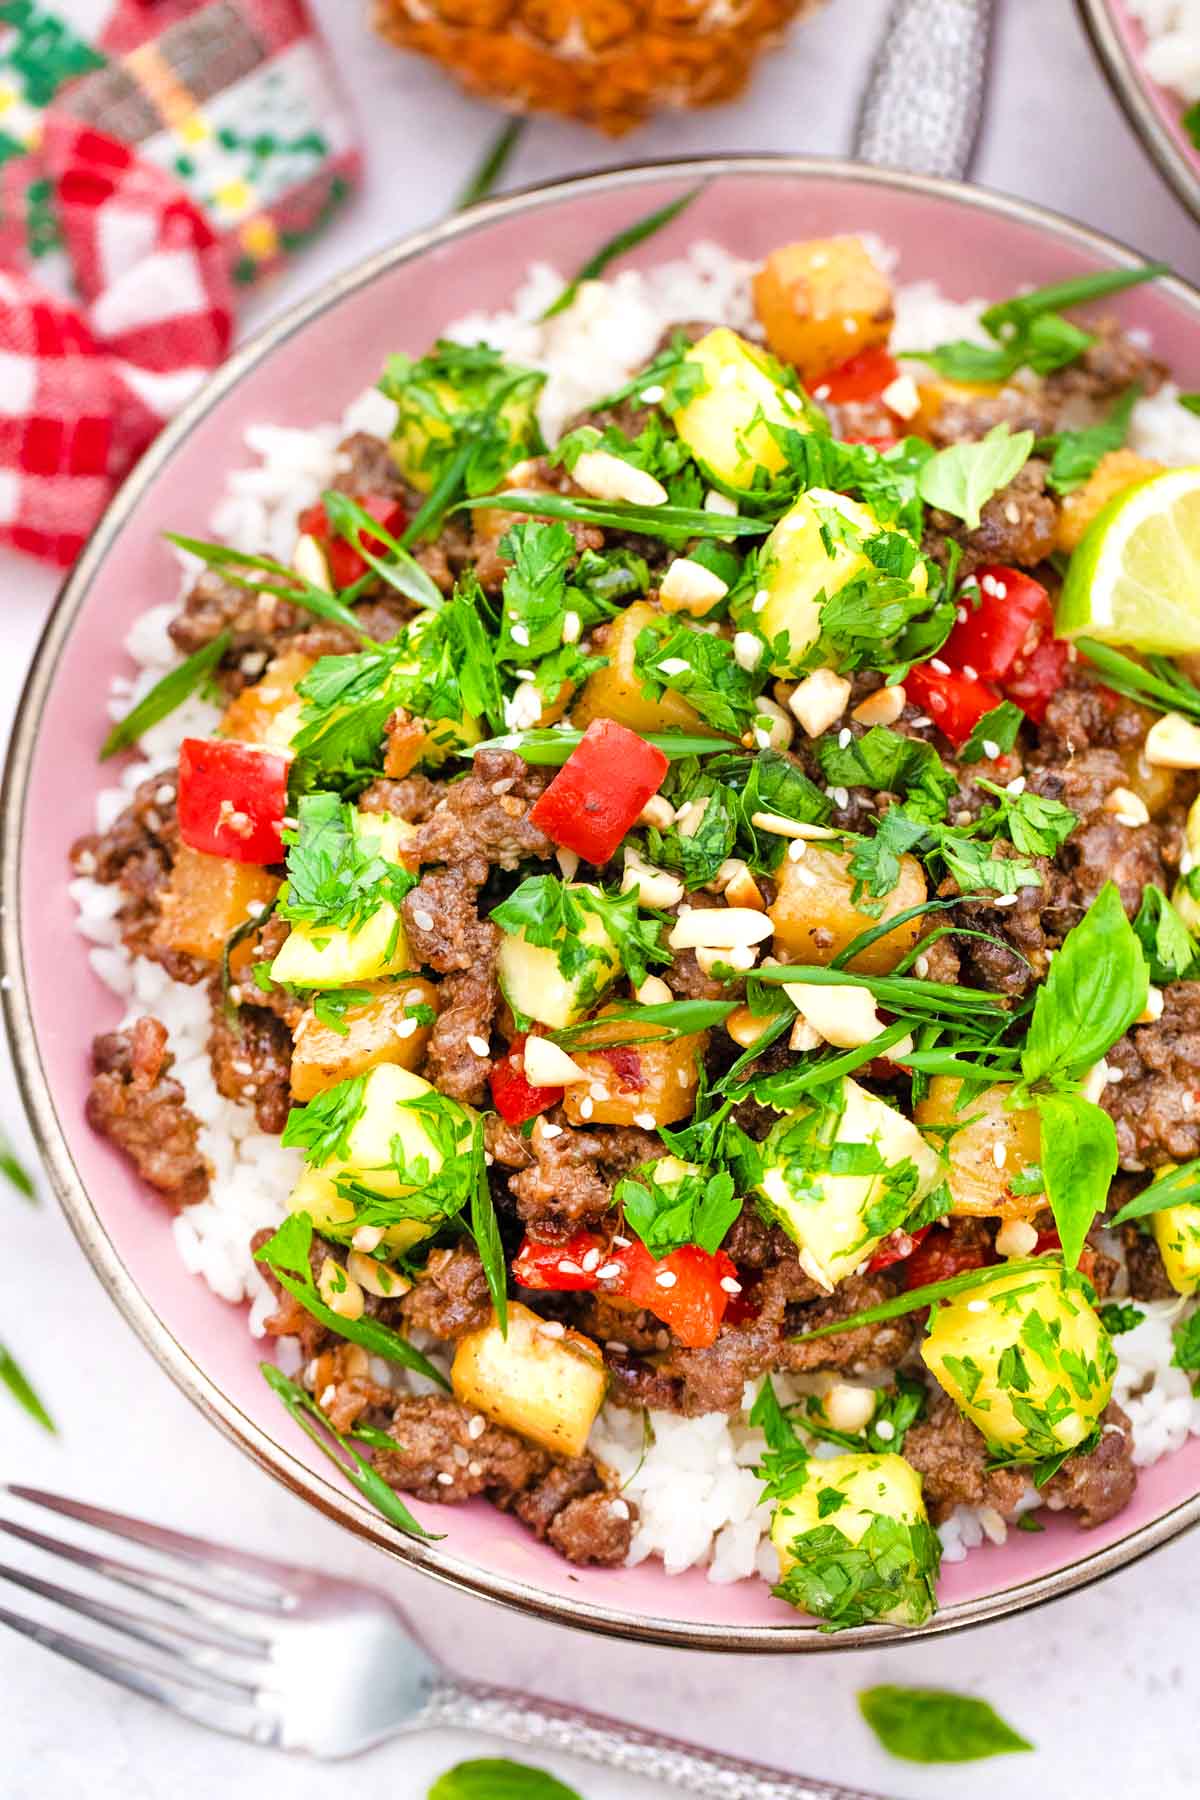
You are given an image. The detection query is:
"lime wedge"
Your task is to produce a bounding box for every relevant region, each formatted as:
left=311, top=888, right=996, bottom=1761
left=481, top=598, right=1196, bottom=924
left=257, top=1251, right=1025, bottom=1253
left=1056, top=465, right=1200, bottom=653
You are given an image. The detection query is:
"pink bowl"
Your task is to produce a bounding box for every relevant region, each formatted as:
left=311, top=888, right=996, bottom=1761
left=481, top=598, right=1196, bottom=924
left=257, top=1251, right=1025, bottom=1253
left=6, top=157, right=1200, bottom=1649
left=1079, top=0, right=1200, bottom=223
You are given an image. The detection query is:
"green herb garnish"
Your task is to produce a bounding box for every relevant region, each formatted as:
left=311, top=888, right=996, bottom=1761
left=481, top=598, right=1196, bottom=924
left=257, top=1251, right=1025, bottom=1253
left=100, top=627, right=232, bottom=761
left=859, top=1686, right=1033, bottom=1764
left=454, top=117, right=526, bottom=210
left=540, top=186, right=703, bottom=321
left=0, top=1345, right=54, bottom=1432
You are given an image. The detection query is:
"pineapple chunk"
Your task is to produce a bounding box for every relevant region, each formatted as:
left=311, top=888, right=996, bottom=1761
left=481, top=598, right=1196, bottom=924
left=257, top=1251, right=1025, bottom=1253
left=769, top=843, right=926, bottom=974
left=753, top=238, right=894, bottom=382
left=669, top=327, right=816, bottom=492
left=572, top=600, right=712, bottom=736
left=270, top=811, right=417, bottom=989
left=289, top=977, right=439, bottom=1101
left=922, top=1264, right=1115, bottom=1460
left=559, top=1008, right=707, bottom=1128
left=749, top=487, right=927, bottom=676
left=496, top=885, right=623, bottom=1030
left=770, top=1451, right=938, bottom=1627
left=754, top=1077, right=943, bottom=1292
left=218, top=650, right=313, bottom=752
left=452, top=1301, right=608, bottom=1458
left=913, top=1079, right=1044, bottom=1218
left=1150, top=1195, right=1200, bottom=1296
left=288, top=1064, right=474, bottom=1254
left=1055, top=450, right=1164, bottom=554
left=153, top=843, right=279, bottom=964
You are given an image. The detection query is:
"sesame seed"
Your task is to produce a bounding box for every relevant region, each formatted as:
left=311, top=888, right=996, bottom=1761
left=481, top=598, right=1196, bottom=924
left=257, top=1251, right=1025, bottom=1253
left=562, top=610, right=581, bottom=643
left=510, top=623, right=530, bottom=647
left=1004, top=502, right=1021, bottom=526
left=597, top=1263, right=623, bottom=1280
left=541, top=1123, right=563, bottom=1139
left=539, top=1319, right=566, bottom=1339
left=413, top=909, right=434, bottom=932
left=231, top=1058, right=253, bottom=1077
left=832, top=787, right=849, bottom=809
left=837, top=727, right=852, bottom=748
left=1006, top=775, right=1026, bottom=795
left=962, top=663, right=979, bottom=681
left=930, top=658, right=951, bottom=676
left=639, top=384, right=665, bottom=404
left=956, top=605, right=969, bottom=624
left=983, top=739, right=1001, bottom=760
left=813, top=384, right=831, bottom=400
left=319, top=1385, right=337, bottom=1408
left=993, top=893, right=1020, bottom=908
left=610, top=1498, right=631, bottom=1520
left=992, top=1141, right=1008, bottom=1168
left=468, top=1460, right=483, bottom=1477
left=579, top=1095, right=594, bottom=1119
left=154, top=783, right=176, bottom=806
left=787, top=839, right=807, bottom=862
left=606, top=1340, right=629, bottom=1354
left=452, top=1444, right=470, bottom=1467
left=966, top=1299, right=988, bottom=1314
left=467, top=1034, right=490, bottom=1058
left=874, top=1419, right=895, bottom=1441
left=719, top=1276, right=742, bottom=1294
left=612, top=1235, right=631, bottom=1248
left=655, top=1270, right=678, bottom=1288
left=396, top=1017, right=418, bottom=1038
left=910, top=715, right=933, bottom=729
left=468, top=1414, right=486, bottom=1439
left=633, top=1111, right=657, bottom=1130
left=436, top=1471, right=455, bottom=1486
left=590, top=1083, right=610, bottom=1102
left=751, top=588, right=769, bottom=613
left=676, top=1067, right=690, bottom=1086
left=581, top=1248, right=602, bottom=1272
left=913, top=954, right=930, bottom=978
left=557, top=1261, right=583, bottom=1277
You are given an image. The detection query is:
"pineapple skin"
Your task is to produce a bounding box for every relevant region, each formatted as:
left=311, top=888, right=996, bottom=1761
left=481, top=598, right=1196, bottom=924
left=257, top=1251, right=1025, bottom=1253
left=371, top=0, right=825, bottom=135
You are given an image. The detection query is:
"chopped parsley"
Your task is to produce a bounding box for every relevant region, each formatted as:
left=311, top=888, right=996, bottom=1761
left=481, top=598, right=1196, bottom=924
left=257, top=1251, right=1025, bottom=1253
left=490, top=873, right=669, bottom=1000
left=1037, top=385, right=1140, bottom=495
left=278, top=793, right=416, bottom=934
left=615, top=1162, right=741, bottom=1259
left=632, top=615, right=764, bottom=736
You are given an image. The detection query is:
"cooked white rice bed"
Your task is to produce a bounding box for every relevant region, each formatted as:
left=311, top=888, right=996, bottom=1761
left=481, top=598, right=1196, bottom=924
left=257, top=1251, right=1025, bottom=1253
left=1127, top=0, right=1200, bottom=104
left=72, top=242, right=1200, bottom=1587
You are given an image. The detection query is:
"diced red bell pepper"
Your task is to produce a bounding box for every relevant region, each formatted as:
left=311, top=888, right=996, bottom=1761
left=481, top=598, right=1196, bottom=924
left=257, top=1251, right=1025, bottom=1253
left=904, top=662, right=1000, bottom=749
left=489, top=1034, right=563, bottom=1125
left=901, top=1226, right=991, bottom=1290
left=807, top=346, right=901, bottom=407
left=512, top=1228, right=606, bottom=1292
left=1000, top=633, right=1070, bottom=725
left=528, top=719, right=669, bottom=865
left=867, top=1224, right=932, bottom=1274
left=177, top=737, right=290, bottom=864
left=609, top=1239, right=738, bottom=1350
left=942, top=566, right=1054, bottom=683
left=298, top=492, right=407, bottom=591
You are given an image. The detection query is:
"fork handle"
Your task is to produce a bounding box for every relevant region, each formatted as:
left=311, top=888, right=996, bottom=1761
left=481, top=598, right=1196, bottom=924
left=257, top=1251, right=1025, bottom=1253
left=854, top=0, right=994, bottom=180
left=419, top=1678, right=890, bottom=1800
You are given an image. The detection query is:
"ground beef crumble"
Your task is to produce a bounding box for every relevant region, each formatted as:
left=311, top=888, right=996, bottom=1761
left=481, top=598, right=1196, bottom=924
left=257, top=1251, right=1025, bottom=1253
left=87, top=1019, right=209, bottom=1205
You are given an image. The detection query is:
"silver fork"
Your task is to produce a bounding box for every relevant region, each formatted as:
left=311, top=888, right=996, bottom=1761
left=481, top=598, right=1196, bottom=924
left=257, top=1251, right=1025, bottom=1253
left=0, top=1486, right=889, bottom=1799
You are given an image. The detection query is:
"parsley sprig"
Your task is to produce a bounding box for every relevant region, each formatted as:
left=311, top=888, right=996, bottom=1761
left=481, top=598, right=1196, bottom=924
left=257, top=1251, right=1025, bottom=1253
left=278, top=793, right=416, bottom=934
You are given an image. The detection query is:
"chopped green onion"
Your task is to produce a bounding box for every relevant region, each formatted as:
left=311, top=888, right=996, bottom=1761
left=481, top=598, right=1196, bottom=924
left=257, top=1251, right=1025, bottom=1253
left=794, top=1257, right=1061, bottom=1343
left=470, top=727, right=729, bottom=764
left=540, top=187, right=704, bottom=321
left=100, top=628, right=231, bottom=761
left=0, top=1345, right=53, bottom=1432
left=458, top=489, right=770, bottom=540
left=456, top=117, right=526, bottom=211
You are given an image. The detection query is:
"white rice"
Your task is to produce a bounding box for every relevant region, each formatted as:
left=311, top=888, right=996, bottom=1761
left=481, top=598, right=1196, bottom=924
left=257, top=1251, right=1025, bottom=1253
left=71, top=240, right=1200, bottom=1588
left=1127, top=0, right=1200, bottom=104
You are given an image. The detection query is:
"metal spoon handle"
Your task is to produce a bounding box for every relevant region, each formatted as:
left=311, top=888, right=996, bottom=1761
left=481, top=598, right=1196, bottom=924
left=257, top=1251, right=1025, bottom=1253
left=419, top=1677, right=892, bottom=1800
left=854, top=0, right=994, bottom=179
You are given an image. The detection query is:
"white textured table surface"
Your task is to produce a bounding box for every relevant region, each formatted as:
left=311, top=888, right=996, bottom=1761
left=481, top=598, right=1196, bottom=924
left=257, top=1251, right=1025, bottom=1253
left=3, top=2, right=1199, bottom=1796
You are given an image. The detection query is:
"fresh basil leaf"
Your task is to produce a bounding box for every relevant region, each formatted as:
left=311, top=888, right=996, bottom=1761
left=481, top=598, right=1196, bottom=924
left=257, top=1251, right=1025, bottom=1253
left=1020, top=882, right=1149, bottom=1086
left=100, top=628, right=232, bottom=760
left=261, top=1364, right=438, bottom=1540
left=958, top=700, right=1024, bottom=765
left=1035, top=1091, right=1118, bottom=1270
left=1111, top=1157, right=1200, bottom=1225
left=859, top=1686, right=1032, bottom=1764
left=428, top=1758, right=581, bottom=1800
left=815, top=725, right=956, bottom=823
left=917, top=425, right=1034, bottom=531
left=1132, top=886, right=1200, bottom=984
left=0, top=1344, right=54, bottom=1432
left=540, top=186, right=703, bottom=321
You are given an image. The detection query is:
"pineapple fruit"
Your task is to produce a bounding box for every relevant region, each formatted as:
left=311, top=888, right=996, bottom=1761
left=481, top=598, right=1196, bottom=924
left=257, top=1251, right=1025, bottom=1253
left=371, top=0, right=826, bottom=135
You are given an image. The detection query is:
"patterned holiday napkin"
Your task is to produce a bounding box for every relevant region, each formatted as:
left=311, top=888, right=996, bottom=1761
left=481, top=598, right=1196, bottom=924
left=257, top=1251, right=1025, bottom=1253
left=0, top=1, right=360, bottom=565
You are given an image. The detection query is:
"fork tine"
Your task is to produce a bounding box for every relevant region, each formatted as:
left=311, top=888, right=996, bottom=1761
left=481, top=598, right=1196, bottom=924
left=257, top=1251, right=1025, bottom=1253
left=0, top=1516, right=279, bottom=1635
left=5, top=1488, right=298, bottom=1606
left=0, top=1557, right=269, bottom=1685
left=0, top=1601, right=281, bottom=1746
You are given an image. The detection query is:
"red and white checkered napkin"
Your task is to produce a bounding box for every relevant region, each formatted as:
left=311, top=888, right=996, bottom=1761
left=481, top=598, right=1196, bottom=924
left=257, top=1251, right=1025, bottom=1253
left=0, top=1, right=361, bottom=566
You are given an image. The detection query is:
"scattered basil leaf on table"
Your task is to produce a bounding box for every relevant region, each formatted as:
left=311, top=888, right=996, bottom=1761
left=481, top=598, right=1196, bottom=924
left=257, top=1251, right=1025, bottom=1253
left=0, top=1344, right=54, bottom=1432
left=429, top=1760, right=582, bottom=1799
left=100, top=627, right=232, bottom=761
left=917, top=425, right=1034, bottom=530
left=859, top=1685, right=1033, bottom=1763
left=540, top=186, right=703, bottom=321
